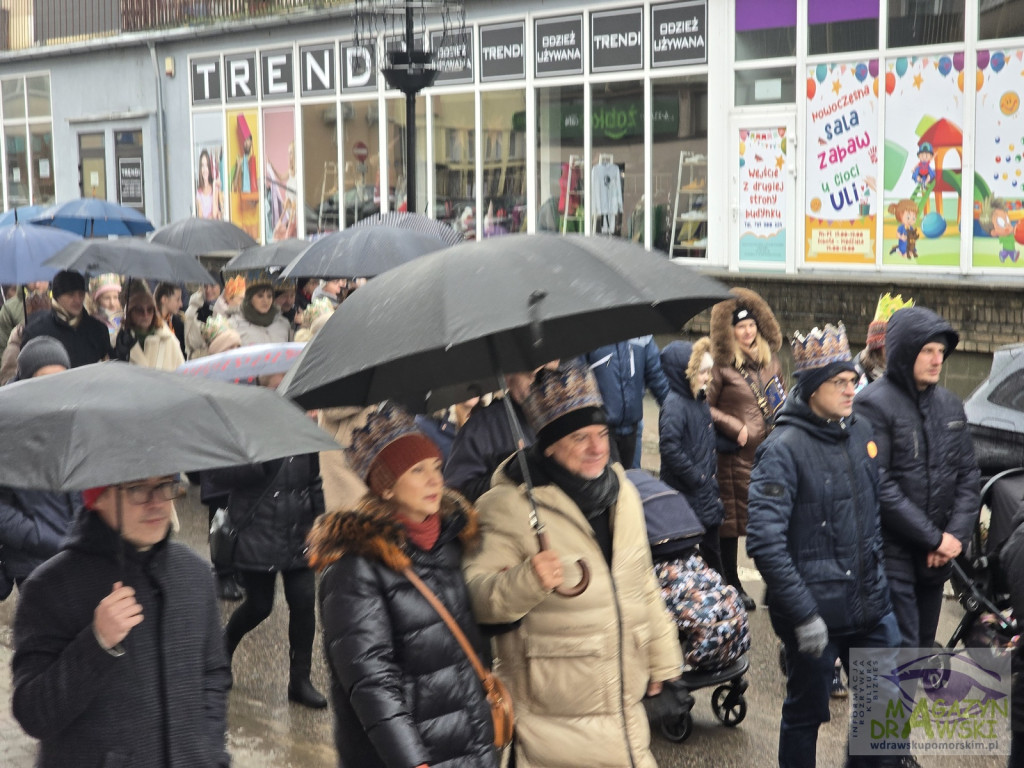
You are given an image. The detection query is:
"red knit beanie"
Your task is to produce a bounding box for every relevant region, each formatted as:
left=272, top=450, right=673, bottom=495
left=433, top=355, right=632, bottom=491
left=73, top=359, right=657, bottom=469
left=866, top=319, right=887, bottom=351
left=366, top=434, right=442, bottom=496
left=83, top=486, right=109, bottom=509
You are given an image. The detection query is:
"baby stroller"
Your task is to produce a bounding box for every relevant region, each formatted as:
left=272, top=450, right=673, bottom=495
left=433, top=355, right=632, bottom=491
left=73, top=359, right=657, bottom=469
left=628, top=469, right=751, bottom=743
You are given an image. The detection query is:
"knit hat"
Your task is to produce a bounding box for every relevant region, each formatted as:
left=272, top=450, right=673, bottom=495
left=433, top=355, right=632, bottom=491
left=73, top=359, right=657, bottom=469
left=51, top=270, right=86, bottom=298
left=202, top=314, right=242, bottom=354
left=16, top=336, right=70, bottom=379
left=866, top=293, right=914, bottom=351
left=346, top=402, right=442, bottom=496
left=245, top=270, right=275, bottom=298
left=90, top=273, right=122, bottom=302
left=790, top=322, right=856, bottom=396
left=522, top=360, right=607, bottom=450
left=732, top=306, right=757, bottom=326
left=83, top=486, right=109, bottom=509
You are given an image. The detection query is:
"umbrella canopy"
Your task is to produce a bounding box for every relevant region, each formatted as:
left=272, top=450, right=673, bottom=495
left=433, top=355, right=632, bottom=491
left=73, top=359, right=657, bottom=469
left=151, top=217, right=257, bottom=257
left=0, top=223, right=81, bottom=284
left=44, top=238, right=216, bottom=284
left=0, top=362, right=339, bottom=491
left=352, top=211, right=464, bottom=248
left=280, top=225, right=448, bottom=280
left=279, top=233, right=732, bottom=411
left=177, top=341, right=306, bottom=383
left=31, top=198, right=154, bottom=237
left=223, top=238, right=308, bottom=272
left=0, top=204, right=47, bottom=228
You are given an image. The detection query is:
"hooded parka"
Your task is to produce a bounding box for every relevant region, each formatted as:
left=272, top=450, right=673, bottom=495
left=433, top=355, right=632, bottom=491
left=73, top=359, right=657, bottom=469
left=853, top=306, right=980, bottom=585
left=0, top=488, right=81, bottom=580
left=462, top=460, right=682, bottom=768
left=307, top=492, right=498, bottom=768
left=707, top=288, right=785, bottom=537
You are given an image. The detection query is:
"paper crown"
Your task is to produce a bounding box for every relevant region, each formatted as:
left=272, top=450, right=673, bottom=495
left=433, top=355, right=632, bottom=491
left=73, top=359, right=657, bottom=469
left=303, top=296, right=336, bottom=328
left=223, top=275, right=247, bottom=302
left=346, top=402, right=425, bottom=482
left=89, top=273, right=122, bottom=300
left=790, top=322, right=853, bottom=373
left=521, top=361, right=604, bottom=436
left=867, top=293, right=914, bottom=350
left=201, top=314, right=232, bottom=344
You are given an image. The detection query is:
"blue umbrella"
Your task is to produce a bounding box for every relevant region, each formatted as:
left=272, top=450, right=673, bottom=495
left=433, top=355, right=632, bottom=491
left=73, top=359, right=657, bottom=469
left=0, top=223, right=82, bottom=284
left=31, top=198, right=155, bottom=237
left=0, top=205, right=47, bottom=229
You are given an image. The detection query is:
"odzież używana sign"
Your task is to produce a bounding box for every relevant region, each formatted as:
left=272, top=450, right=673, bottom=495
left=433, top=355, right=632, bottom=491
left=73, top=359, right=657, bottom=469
left=480, top=21, right=525, bottom=82
left=535, top=15, right=583, bottom=78
left=430, top=29, right=474, bottom=85
left=651, top=0, right=707, bottom=67
left=591, top=7, right=643, bottom=74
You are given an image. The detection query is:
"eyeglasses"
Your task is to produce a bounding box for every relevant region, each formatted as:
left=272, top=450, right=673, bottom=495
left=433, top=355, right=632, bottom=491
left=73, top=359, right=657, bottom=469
left=825, top=376, right=858, bottom=392
left=119, top=479, right=186, bottom=505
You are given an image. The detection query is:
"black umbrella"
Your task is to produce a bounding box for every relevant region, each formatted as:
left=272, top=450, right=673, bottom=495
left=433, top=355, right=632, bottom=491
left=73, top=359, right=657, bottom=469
left=280, top=225, right=448, bottom=280
left=43, top=238, right=217, bottom=284
left=352, top=211, right=464, bottom=248
left=280, top=233, right=732, bottom=596
left=0, top=362, right=339, bottom=491
left=223, top=239, right=308, bottom=272
left=150, top=217, right=257, bottom=257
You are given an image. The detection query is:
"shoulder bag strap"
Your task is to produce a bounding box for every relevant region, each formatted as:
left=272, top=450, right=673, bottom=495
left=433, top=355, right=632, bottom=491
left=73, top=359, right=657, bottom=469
left=236, top=461, right=284, bottom=532
left=403, top=567, right=488, bottom=683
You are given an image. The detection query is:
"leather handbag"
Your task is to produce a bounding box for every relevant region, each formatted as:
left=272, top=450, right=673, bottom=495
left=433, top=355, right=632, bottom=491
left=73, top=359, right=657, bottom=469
left=403, top=568, right=514, bottom=749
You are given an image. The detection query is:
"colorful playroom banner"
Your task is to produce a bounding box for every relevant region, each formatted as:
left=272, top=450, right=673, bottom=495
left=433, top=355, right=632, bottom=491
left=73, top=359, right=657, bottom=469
left=973, top=47, right=1024, bottom=268
left=738, top=127, right=788, bottom=264
left=804, top=60, right=878, bottom=264
left=882, top=54, right=966, bottom=267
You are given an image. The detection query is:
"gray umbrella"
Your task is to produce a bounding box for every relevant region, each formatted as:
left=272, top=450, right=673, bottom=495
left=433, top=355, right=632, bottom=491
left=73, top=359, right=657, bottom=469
left=223, top=239, right=308, bottom=272
left=43, top=238, right=217, bottom=284
left=0, top=362, right=339, bottom=491
left=351, top=211, right=464, bottom=247
left=150, top=217, right=257, bottom=258
left=280, top=225, right=448, bottom=280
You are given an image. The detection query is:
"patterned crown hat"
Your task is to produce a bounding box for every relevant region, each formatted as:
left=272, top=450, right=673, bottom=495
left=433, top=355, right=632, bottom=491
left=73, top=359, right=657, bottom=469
left=89, top=273, right=122, bottom=300
left=867, top=293, right=914, bottom=350
left=790, top=322, right=853, bottom=373
left=201, top=314, right=232, bottom=344
left=346, top=402, right=425, bottom=482
left=245, top=269, right=276, bottom=296
left=223, top=275, right=247, bottom=303
left=522, top=360, right=605, bottom=439
left=303, top=296, right=336, bottom=328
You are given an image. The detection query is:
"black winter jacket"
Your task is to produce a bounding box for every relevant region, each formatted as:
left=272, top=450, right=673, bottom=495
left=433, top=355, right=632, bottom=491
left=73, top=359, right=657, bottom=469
left=209, top=454, right=324, bottom=572
left=746, top=394, right=892, bottom=634
left=22, top=309, right=112, bottom=368
left=444, top=398, right=535, bottom=502
left=0, top=487, right=81, bottom=580
left=308, top=493, right=498, bottom=768
left=658, top=342, right=723, bottom=529
left=854, top=306, right=981, bottom=585
left=12, top=511, right=230, bottom=768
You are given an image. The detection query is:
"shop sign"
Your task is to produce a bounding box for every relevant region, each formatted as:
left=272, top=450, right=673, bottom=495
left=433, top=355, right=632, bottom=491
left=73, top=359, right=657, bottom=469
left=118, top=157, right=144, bottom=208
left=539, top=97, right=679, bottom=141
left=261, top=49, right=294, bottom=100
left=591, top=7, right=643, bottom=74
left=480, top=21, right=525, bottom=82
left=299, top=43, right=336, bottom=96
left=430, top=29, right=474, bottom=85
left=535, top=15, right=583, bottom=78
left=224, top=52, right=258, bottom=102
left=341, top=41, right=377, bottom=92
left=651, top=0, right=707, bottom=68
left=191, top=57, right=222, bottom=105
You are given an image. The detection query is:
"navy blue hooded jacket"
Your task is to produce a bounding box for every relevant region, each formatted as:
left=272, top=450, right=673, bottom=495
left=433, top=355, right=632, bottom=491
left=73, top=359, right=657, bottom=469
left=746, top=393, right=892, bottom=634
left=0, top=488, right=81, bottom=580
left=854, top=306, right=980, bottom=585
left=658, top=341, right=724, bottom=529
left=586, top=337, right=669, bottom=433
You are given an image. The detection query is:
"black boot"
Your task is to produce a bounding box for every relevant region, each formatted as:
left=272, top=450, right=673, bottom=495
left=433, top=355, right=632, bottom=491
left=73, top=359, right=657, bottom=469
left=288, top=673, right=327, bottom=709
left=217, top=573, right=243, bottom=601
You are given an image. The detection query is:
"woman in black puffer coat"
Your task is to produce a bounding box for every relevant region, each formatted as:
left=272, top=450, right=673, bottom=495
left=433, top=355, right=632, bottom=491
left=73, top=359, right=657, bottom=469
left=209, top=450, right=327, bottom=708
left=307, top=403, right=497, bottom=768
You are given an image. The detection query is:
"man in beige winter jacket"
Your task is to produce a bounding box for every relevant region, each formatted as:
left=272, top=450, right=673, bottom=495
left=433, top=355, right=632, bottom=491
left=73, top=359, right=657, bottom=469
left=464, top=361, right=681, bottom=768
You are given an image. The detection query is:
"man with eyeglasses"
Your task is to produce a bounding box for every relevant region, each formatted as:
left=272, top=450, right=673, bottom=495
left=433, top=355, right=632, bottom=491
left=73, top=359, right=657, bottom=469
left=11, top=475, right=231, bottom=767
left=747, top=323, right=899, bottom=768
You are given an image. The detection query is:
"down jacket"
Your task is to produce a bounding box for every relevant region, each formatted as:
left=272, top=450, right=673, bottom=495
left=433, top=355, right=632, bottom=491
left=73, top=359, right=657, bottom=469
left=307, top=493, right=498, bottom=768
left=746, top=393, right=892, bottom=634
left=0, top=488, right=81, bottom=580
left=12, top=510, right=230, bottom=768
left=208, top=454, right=324, bottom=572
left=854, top=306, right=980, bottom=585
left=585, top=337, right=669, bottom=434
left=707, top=288, right=785, bottom=537
left=658, top=341, right=724, bottom=529
left=463, top=459, right=682, bottom=768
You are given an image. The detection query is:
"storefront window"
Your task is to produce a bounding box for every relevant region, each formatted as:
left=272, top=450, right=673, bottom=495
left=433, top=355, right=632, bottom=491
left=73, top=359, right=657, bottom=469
left=26, top=76, right=51, bottom=118
left=263, top=106, right=296, bottom=242
left=386, top=95, right=427, bottom=217
left=590, top=80, right=644, bottom=238
left=301, top=103, right=339, bottom=235
left=6, top=126, right=28, bottom=207
left=480, top=90, right=526, bottom=238
left=537, top=85, right=584, bottom=234
left=428, top=92, right=472, bottom=236
left=2, top=78, right=25, bottom=121
left=340, top=99, right=382, bottom=229
left=735, top=67, right=796, bottom=106
left=980, top=0, right=1024, bottom=40
left=30, top=125, right=54, bottom=205
left=652, top=76, right=708, bottom=257
left=807, top=0, right=879, bottom=56
left=888, top=0, right=964, bottom=48
left=3, top=74, right=52, bottom=209
left=735, top=0, right=796, bottom=61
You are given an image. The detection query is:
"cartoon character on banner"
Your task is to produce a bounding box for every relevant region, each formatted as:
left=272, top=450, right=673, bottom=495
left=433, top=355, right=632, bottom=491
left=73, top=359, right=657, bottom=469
left=910, top=141, right=936, bottom=196
left=979, top=196, right=1020, bottom=264
left=888, top=199, right=919, bottom=260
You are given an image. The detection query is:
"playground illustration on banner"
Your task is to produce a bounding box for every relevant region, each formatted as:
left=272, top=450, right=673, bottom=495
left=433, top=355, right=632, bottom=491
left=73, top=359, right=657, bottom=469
left=882, top=54, right=967, bottom=267
left=738, top=128, right=788, bottom=264
left=805, top=60, right=878, bottom=265
left=973, top=47, right=1024, bottom=268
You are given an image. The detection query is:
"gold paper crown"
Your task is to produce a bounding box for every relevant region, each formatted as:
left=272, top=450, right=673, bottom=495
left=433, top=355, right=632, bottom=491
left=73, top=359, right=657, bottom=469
left=223, top=275, right=246, bottom=302
left=201, top=314, right=232, bottom=344
left=790, top=322, right=852, bottom=373
left=872, top=293, right=914, bottom=323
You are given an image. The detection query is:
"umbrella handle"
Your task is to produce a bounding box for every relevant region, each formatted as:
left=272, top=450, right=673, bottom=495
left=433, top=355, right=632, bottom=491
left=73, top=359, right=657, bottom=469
left=537, top=529, right=590, bottom=597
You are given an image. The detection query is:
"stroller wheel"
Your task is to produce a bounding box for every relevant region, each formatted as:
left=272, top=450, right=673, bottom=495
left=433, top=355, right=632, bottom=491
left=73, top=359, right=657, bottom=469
left=921, top=647, right=952, bottom=691
left=660, top=712, right=693, bottom=742
left=711, top=685, right=747, bottom=727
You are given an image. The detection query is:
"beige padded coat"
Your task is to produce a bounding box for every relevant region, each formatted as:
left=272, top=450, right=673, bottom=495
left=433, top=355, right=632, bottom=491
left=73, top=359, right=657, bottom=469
left=463, top=461, right=682, bottom=768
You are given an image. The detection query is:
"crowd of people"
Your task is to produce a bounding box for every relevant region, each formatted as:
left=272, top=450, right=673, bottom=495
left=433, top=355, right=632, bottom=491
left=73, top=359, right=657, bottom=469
left=1, top=266, right=1021, bottom=768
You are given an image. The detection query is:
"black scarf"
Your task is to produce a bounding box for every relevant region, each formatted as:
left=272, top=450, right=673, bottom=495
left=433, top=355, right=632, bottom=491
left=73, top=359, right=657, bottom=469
left=241, top=298, right=279, bottom=328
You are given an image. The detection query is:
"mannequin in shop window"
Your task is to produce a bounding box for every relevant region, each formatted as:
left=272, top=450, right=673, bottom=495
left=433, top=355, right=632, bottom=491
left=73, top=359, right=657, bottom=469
left=592, top=153, right=623, bottom=235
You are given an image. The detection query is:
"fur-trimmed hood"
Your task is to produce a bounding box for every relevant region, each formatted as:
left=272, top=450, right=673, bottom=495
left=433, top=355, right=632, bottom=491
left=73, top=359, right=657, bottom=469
left=306, top=488, right=480, bottom=572
left=709, top=287, right=782, bottom=367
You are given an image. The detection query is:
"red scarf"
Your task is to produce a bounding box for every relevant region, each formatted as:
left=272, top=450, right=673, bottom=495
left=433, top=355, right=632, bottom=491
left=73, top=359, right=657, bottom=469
left=401, top=513, right=441, bottom=551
